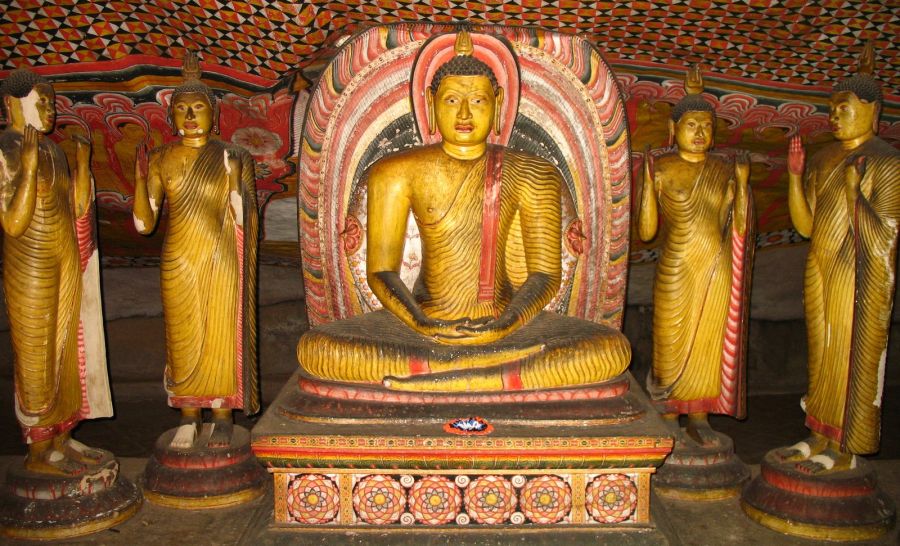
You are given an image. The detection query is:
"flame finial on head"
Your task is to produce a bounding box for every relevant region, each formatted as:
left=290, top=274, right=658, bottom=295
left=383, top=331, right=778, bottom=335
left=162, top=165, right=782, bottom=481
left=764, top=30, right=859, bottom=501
left=182, top=51, right=202, bottom=83
left=455, top=30, right=474, bottom=57
left=859, top=40, right=875, bottom=76
left=684, top=64, right=704, bottom=96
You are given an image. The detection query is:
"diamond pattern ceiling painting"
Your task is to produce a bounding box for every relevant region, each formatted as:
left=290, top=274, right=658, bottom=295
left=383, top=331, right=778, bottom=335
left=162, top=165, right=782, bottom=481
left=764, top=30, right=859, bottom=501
left=0, top=1, right=897, bottom=263
left=1, top=1, right=897, bottom=88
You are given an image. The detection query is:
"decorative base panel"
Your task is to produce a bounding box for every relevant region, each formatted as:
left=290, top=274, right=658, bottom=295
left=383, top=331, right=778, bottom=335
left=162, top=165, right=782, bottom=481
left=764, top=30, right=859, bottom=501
left=143, top=424, right=267, bottom=509
left=252, top=371, right=673, bottom=532
left=654, top=429, right=749, bottom=501
left=269, top=469, right=654, bottom=528
left=0, top=457, right=142, bottom=540
left=741, top=449, right=896, bottom=541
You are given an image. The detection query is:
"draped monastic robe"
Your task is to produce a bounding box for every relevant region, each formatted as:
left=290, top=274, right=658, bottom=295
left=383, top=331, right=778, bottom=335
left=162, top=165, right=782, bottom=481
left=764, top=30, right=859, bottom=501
left=801, top=137, right=899, bottom=455
left=298, top=146, right=630, bottom=390
left=647, top=152, right=754, bottom=418
left=154, top=139, right=259, bottom=414
left=0, top=130, right=111, bottom=443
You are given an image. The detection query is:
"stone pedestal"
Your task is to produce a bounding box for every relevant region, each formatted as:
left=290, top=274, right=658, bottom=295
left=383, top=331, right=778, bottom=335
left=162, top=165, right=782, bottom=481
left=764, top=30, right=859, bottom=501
left=0, top=454, right=141, bottom=540
left=654, top=429, right=749, bottom=501
left=143, top=424, right=267, bottom=509
left=251, top=371, right=673, bottom=537
left=741, top=450, right=896, bottom=541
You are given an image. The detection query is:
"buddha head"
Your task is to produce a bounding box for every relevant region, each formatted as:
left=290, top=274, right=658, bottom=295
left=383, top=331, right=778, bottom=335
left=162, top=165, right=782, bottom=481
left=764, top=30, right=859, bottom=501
left=168, top=52, right=218, bottom=138
left=669, top=64, right=714, bottom=157
left=829, top=42, right=881, bottom=144
left=425, top=31, right=504, bottom=148
left=0, top=68, right=56, bottom=134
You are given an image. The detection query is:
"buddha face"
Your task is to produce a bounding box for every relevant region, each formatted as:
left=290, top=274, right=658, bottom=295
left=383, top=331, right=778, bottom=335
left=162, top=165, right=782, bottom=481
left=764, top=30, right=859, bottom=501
left=8, top=83, right=56, bottom=134
left=673, top=110, right=714, bottom=155
left=431, top=75, right=499, bottom=148
left=172, top=92, right=213, bottom=138
left=829, top=91, right=876, bottom=142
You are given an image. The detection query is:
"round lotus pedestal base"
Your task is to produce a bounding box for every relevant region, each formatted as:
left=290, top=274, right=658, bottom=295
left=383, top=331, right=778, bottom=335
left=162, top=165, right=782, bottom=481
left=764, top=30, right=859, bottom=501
left=143, top=424, right=266, bottom=509
left=741, top=449, right=896, bottom=541
left=0, top=454, right=141, bottom=540
left=654, top=429, right=749, bottom=501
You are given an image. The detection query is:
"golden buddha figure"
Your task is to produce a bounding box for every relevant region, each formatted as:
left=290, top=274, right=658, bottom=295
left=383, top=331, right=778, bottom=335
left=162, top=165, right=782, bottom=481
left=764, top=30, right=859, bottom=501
left=296, top=31, right=631, bottom=392
left=133, top=54, right=259, bottom=449
left=639, top=65, right=754, bottom=445
left=779, top=43, right=899, bottom=474
left=0, top=69, right=112, bottom=475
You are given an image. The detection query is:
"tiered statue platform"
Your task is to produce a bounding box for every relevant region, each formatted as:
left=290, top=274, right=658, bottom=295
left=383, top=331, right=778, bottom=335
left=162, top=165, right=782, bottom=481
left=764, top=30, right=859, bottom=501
left=0, top=453, right=142, bottom=540
left=251, top=371, right=673, bottom=537
left=655, top=430, right=750, bottom=501
left=742, top=450, right=896, bottom=541
left=143, top=425, right=267, bottom=509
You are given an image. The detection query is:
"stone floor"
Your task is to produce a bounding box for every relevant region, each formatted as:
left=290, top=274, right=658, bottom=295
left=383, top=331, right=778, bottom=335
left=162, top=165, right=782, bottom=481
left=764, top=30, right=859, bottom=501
left=0, top=247, right=898, bottom=544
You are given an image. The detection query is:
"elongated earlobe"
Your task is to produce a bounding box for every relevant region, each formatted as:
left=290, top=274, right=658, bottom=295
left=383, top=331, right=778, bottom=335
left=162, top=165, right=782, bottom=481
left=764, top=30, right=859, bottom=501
left=667, top=119, right=675, bottom=148
left=494, top=87, right=504, bottom=136
left=425, top=87, right=435, bottom=135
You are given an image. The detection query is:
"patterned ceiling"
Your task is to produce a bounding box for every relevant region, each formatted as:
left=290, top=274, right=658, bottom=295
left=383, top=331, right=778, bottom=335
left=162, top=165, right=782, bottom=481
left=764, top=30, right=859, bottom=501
left=1, top=0, right=898, bottom=90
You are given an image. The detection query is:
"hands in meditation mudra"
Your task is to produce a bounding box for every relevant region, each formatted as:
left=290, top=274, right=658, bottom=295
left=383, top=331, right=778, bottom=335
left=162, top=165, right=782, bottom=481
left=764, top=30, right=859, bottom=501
left=296, top=31, right=631, bottom=393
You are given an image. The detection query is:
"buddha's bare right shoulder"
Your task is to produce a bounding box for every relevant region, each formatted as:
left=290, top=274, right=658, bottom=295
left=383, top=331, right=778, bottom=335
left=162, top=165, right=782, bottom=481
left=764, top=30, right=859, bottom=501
left=148, top=141, right=179, bottom=161
left=367, top=146, right=441, bottom=185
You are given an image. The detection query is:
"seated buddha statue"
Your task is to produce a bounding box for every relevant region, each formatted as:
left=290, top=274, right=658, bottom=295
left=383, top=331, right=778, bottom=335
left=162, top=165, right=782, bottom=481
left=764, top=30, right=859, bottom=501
left=296, top=31, right=630, bottom=392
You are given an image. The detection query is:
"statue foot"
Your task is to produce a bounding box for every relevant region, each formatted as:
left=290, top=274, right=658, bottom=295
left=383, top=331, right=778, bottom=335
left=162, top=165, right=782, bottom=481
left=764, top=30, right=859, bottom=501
left=794, top=450, right=855, bottom=475
left=207, top=419, right=233, bottom=448
left=61, top=437, right=106, bottom=465
left=660, top=413, right=680, bottom=434
left=169, top=422, right=199, bottom=449
left=25, top=449, right=88, bottom=476
left=384, top=369, right=503, bottom=392
left=685, top=415, right=719, bottom=447
left=773, top=434, right=828, bottom=463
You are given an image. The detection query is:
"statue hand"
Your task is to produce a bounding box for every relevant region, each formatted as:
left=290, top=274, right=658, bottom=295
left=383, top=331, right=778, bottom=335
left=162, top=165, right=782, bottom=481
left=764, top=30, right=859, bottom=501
left=845, top=155, right=866, bottom=202
left=643, top=146, right=658, bottom=192
left=437, top=314, right=517, bottom=345
left=21, top=125, right=41, bottom=178
left=225, top=150, right=241, bottom=192
left=416, top=316, right=472, bottom=340
left=787, top=135, right=805, bottom=176
left=134, top=142, right=149, bottom=184
left=734, top=150, right=750, bottom=184
left=72, top=133, right=91, bottom=168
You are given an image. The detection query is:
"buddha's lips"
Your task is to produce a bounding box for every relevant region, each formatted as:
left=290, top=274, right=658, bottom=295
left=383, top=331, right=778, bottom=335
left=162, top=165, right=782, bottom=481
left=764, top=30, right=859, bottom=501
left=183, top=121, right=199, bottom=130
left=455, top=124, right=473, bottom=133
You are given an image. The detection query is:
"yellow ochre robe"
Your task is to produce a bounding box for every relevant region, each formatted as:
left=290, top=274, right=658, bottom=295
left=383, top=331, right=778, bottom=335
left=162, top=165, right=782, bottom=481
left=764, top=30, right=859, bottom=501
left=156, top=139, right=259, bottom=414
left=0, top=130, right=111, bottom=443
left=647, top=152, right=754, bottom=418
left=801, top=137, right=899, bottom=455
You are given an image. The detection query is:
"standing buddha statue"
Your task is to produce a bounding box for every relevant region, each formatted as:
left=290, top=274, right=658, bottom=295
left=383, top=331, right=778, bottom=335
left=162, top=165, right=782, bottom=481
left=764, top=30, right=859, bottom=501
left=0, top=68, right=112, bottom=475
left=639, top=65, right=754, bottom=443
left=638, top=65, right=755, bottom=499
left=133, top=53, right=259, bottom=450
left=779, top=42, right=899, bottom=474
left=0, top=68, right=140, bottom=539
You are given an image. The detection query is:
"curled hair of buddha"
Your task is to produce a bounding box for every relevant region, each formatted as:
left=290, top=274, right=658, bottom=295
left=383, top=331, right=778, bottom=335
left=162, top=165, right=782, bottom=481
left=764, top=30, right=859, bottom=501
left=671, top=64, right=714, bottom=122
left=833, top=41, right=882, bottom=105
left=430, top=30, right=499, bottom=93
left=0, top=68, right=49, bottom=100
